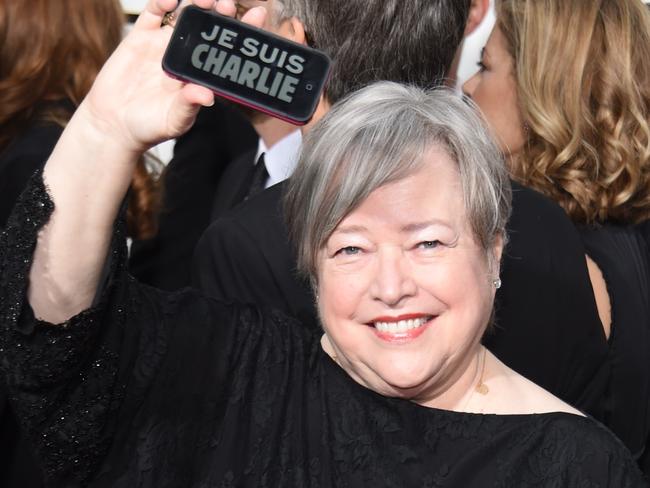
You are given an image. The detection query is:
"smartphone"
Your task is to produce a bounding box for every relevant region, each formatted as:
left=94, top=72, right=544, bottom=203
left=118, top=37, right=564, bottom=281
left=162, top=5, right=331, bottom=125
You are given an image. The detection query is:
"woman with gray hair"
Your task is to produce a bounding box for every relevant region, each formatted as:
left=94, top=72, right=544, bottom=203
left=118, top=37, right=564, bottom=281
left=0, top=1, right=644, bottom=485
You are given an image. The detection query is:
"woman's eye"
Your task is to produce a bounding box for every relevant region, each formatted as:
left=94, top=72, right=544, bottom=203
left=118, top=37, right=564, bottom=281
left=417, top=240, right=440, bottom=250
left=336, top=246, right=362, bottom=256
left=477, top=61, right=487, bottom=72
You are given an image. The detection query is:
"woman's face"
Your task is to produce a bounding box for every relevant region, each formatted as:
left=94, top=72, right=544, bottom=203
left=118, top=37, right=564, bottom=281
left=316, top=147, right=502, bottom=408
left=463, top=25, right=526, bottom=158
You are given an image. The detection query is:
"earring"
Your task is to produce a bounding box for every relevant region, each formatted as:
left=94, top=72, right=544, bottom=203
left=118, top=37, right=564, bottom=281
left=492, top=278, right=502, bottom=289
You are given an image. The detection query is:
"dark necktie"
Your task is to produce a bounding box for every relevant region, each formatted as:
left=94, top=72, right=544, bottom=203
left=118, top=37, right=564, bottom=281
left=246, top=153, right=269, bottom=200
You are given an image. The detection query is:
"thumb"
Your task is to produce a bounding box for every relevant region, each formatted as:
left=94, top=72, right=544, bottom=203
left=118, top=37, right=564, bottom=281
left=166, top=84, right=215, bottom=136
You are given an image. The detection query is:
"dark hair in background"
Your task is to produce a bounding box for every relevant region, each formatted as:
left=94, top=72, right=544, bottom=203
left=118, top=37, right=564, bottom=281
left=280, top=0, right=471, bottom=104
left=0, top=0, right=162, bottom=239
left=0, top=0, right=123, bottom=148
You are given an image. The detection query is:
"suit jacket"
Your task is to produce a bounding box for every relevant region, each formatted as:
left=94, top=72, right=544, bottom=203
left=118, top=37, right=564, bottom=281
left=193, top=183, right=318, bottom=329
left=128, top=102, right=258, bottom=290
left=210, top=149, right=258, bottom=220
left=192, top=180, right=610, bottom=418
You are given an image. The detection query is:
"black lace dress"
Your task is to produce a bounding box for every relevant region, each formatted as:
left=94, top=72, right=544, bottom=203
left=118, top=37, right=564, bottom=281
left=0, top=175, right=646, bottom=487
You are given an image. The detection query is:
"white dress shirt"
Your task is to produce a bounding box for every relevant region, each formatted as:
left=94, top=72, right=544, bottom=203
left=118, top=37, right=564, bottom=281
left=256, top=129, right=302, bottom=188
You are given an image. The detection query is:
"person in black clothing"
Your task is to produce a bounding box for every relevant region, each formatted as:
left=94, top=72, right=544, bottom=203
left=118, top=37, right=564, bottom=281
left=0, top=8, right=645, bottom=477
left=128, top=101, right=259, bottom=290
left=0, top=1, right=144, bottom=487
left=191, top=0, right=609, bottom=435
left=463, top=0, right=650, bottom=471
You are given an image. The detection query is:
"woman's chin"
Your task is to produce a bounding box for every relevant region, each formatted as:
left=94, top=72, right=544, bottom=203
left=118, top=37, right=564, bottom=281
left=372, top=367, right=437, bottom=397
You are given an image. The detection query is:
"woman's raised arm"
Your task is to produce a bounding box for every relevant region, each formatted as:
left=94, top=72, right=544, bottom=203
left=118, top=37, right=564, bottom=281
left=28, top=0, right=265, bottom=322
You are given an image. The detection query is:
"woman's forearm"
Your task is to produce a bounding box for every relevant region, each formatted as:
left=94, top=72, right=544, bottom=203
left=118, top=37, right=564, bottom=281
left=28, top=104, right=141, bottom=323
left=24, top=0, right=264, bottom=323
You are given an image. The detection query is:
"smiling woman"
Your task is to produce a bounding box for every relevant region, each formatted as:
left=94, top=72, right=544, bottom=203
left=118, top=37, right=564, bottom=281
left=285, top=82, right=512, bottom=410
left=0, top=16, right=646, bottom=484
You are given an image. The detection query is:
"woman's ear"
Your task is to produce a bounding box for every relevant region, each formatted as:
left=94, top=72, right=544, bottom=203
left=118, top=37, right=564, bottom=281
left=489, top=233, right=505, bottom=277
left=465, top=0, right=490, bottom=36
left=277, top=16, right=307, bottom=45
left=493, top=233, right=504, bottom=263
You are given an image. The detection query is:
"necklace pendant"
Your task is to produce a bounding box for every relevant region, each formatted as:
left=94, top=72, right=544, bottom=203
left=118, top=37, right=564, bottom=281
left=476, top=382, right=489, bottom=395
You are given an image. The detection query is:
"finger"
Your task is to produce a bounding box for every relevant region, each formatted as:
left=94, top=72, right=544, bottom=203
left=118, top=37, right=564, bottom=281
left=189, top=0, right=217, bottom=10
left=213, top=0, right=267, bottom=27
left=167, top=86, right=212, bottom=135
left=134, top=0, right=179, bottom=30
left=240, top=6, right=267, bottom=28
left=182, top=84, right=215, bottom=107
left=215, top=0, right=237, bottom=17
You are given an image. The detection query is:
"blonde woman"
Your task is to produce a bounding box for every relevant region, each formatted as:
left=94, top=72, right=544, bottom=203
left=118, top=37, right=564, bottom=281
left=463, top=0, right=650, bottom=473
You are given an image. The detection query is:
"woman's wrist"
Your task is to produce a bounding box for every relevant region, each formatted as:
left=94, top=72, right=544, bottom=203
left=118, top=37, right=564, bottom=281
left=75, top=99, right=148, bottom=162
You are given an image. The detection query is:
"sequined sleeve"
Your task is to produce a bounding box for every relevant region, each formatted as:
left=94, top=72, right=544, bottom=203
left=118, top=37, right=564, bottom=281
left=0, top=172, right=134, bottom=484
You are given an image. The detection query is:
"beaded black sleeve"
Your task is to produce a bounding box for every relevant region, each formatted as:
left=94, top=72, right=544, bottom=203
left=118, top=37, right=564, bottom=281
left=0, top=172, right=128, bottom=485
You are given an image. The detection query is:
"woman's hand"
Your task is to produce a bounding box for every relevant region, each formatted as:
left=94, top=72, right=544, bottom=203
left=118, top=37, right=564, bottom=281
left=29, top=0, right=267, bottom=324
left=81, top=0, right=267, bottom=155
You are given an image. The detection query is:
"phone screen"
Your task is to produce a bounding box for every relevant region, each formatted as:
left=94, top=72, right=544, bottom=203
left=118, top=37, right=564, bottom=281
left=162, top=6, right=331, bottom=124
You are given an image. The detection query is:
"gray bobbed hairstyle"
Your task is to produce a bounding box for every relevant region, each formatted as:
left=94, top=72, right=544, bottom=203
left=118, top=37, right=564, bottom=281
left=284, top=82, right=512, bottom=282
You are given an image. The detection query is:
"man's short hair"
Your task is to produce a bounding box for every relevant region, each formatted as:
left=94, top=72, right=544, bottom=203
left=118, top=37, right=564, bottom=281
left=280, top=0, right=471, bottom=104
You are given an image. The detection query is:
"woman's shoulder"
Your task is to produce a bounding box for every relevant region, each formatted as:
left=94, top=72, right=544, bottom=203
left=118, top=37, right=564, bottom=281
left=509, top=180, right=576, bottom=228
left=498, top=411, right=647, bottom=487
left=474, top=356, right=645, bottom=485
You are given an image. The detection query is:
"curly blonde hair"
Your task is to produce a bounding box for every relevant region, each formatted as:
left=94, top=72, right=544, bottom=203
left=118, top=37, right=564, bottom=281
left=497, top=0, right=650, bottom=224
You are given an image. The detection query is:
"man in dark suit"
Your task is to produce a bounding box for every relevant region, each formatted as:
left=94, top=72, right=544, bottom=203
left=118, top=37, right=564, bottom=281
left=128, top=101, right=258, bottom=290
left=192, top=0, right=482, bottom=329
left=209, top=116, right=301, bottom=220
left=128, top=2, right=304, bottom=290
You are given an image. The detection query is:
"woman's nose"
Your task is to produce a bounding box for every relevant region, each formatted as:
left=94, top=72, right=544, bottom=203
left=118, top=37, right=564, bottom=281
left=462, top=73, right=478, bottom=99
left=369, top=249, right=417, bottom=306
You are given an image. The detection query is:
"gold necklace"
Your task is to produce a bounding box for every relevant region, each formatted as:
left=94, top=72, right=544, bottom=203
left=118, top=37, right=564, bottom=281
left=475, top=347, right=489, bottom=395
left=460, top=347, right=489, bottom=412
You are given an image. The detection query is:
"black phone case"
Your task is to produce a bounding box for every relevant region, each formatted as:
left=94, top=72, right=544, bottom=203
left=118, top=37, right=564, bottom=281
left=162, top=6, right=331, bottom=125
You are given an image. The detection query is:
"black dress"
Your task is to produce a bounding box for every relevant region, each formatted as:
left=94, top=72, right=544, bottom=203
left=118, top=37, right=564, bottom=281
left=0, top=176, right=646, bottom=487
left=579, top=223, right=650, bottom=472
left=0, top=114, right=65, bottom=488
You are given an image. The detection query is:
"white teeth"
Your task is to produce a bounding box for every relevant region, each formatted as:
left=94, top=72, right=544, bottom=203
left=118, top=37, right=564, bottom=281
left=374, top=317, right=431, bottom=333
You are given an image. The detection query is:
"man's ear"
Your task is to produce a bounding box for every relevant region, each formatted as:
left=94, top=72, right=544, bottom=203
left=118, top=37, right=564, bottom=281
left=465, top=0, right=490, bottom=36
left=277, top=16, right=307, bottom=45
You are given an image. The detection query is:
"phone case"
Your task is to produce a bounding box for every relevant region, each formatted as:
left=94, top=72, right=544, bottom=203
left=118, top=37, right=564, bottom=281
left=162, top=6, right=331, bottom=125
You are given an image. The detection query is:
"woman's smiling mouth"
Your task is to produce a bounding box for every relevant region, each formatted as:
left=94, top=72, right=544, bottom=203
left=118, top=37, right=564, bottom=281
left=369, top=314, right=434, bottom=342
